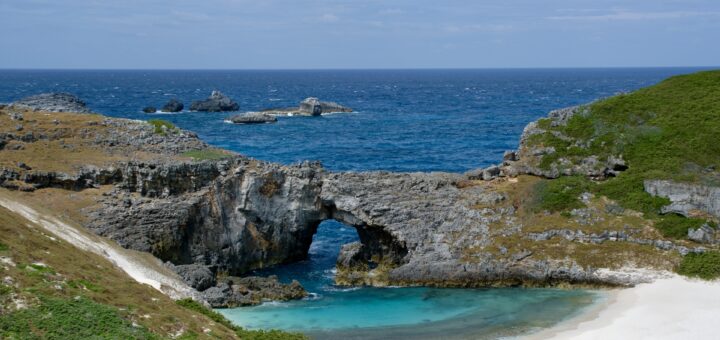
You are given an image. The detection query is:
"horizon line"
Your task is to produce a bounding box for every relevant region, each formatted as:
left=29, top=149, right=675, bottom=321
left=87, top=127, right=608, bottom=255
left=0, top=66, right=718, bottom=72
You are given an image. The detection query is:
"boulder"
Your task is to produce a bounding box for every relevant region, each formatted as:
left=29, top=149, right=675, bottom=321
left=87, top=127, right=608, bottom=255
left=202, top=276, right=307, bottom=308
left=142, top=106, right=156, bottom=113
left=190, top=91, right=239, bottom=112
left=688, top=224, right=716, bottom=244
left=227, top=112, right=277, bottom=124
left=12, top=93, right=92, bottom=113
left=161, top=99, right=184, bottom=113
left=169, top=264, right=216, bottom=291
left=298, top=97, right=322, bottom=116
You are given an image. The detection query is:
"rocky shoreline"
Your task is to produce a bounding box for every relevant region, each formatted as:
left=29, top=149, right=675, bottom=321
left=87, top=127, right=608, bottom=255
left=2, top=92, right=718, bottom=307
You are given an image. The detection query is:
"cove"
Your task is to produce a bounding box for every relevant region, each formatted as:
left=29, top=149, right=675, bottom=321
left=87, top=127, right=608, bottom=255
left=218, top=221, right=603, bottom=339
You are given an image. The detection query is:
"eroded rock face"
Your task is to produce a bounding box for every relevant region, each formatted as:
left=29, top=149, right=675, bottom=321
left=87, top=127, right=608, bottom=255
left=644, top=180, right=720, bottom=219
left=299, top=97, right=322, bottom=116
left=85, top=159, right=327, bottom=274
left=12, top=93, right=92, bottom=113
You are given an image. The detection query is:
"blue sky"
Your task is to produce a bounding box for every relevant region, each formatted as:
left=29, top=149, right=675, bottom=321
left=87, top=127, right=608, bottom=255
left=1, top=0, right=718, bottom=69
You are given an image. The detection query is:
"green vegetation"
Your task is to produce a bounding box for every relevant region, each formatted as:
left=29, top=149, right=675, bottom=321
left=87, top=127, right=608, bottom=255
left=0, top=203, right=241, bottom=338
left=147, top=119, right=176, bottom=135
left=0, top=242, right=7, bottom=251
left=0, top=296, right=157, bottom=339
left=539, top=71, right=720, bottom=215
left=528, top=70, right=720, bottom=240
left=533, top=176, right=591, bottom=213
left=176, top=299, right=307, bottom=340
left=67, top=279, right=104, bottom=292
left=655, top=215, right=713, bottom=239
left=181, top=149, right=232, bottom=161
left=678, top=251, right=720, bottom=280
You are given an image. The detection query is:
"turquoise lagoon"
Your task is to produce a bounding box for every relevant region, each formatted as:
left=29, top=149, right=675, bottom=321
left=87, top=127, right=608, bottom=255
left=218, top=221, right=603, bottom=339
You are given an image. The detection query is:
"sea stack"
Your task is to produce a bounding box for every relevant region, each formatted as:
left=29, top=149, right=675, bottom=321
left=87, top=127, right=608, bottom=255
left=190, top=91, right=240, bottom=112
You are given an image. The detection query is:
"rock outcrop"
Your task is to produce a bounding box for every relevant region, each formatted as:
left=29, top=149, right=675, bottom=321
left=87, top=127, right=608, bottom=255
left=161, top=99, right=184, bottom=113
left=261, top=97, right=352, bottom=117
left=496, top=105, right=628, bottom=180
left=143, top=106, right=156, bottom=113
left=190, top=91, right=240, bottom=112
left=12, top=93, right=92, bottom=113
left=85, top=159, right=327, bottom=275
left=227, top=112, right=277, bottom=124
left=202, top=276, right=306, bottom=308
left=644, top=180, right=720, bottom=219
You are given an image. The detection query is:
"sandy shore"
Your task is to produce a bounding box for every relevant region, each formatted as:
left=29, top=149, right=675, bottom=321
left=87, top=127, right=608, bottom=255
left=526, top=274, right=720, bottom=340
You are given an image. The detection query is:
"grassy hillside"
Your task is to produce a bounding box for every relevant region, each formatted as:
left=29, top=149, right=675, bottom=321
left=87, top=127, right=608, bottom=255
left=0, top=204, right=304, bottom=339
left=537, top=70, right=720, bottom=214
left=530, top=70, right=720, bottom=278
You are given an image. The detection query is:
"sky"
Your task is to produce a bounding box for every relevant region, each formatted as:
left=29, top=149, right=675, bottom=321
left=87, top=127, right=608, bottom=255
left=1, top=0, right=719, bottom=69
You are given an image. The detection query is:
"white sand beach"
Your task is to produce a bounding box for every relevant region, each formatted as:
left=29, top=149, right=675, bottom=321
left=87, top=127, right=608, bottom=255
left=528, top=275, right=720, bottom=340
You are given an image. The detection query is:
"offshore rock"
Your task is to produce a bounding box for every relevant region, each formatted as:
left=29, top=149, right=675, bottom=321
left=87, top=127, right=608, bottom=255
left=261, top=97, right=353, bottom=116
left=299, top=97, right=322, bottom=116
left=190, top=91, right=240, bottom=112
left=12, top=93, right=92, bottom=113
left=227, top=112, right=277, bottom=124
left=142, top=106, right=156, bottom=113
left=161, top=99, right=184, bottom=113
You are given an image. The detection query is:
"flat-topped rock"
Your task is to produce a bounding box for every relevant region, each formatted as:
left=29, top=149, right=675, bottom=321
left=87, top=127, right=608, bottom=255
left=262, top=97, right=352, bottom=116
left=190, top=91, right=239, bottom=112
left=12, top=93, right=92, bottom=113
left=227, top=112, right=277, bottom=124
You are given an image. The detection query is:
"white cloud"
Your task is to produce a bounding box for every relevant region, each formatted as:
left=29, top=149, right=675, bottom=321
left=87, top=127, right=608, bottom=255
left=443, top=24, right=513, bottom=33
left=320, top=13, right=339, bottom=22
left=378, top=8, right=403, bottom=16
left=547, top=10, right=720, bottom=21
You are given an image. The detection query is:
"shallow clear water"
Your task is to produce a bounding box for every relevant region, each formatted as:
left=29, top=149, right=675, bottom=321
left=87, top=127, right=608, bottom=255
left=220, top=221, right=601, bottom=339
left=0, top=68, right=699, bottom=337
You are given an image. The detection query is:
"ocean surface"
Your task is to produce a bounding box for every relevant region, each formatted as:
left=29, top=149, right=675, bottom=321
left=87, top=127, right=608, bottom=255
left=0, top=68, right=707, bottom=338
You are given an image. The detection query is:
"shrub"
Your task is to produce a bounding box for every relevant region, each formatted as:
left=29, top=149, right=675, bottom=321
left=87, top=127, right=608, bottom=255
left=533, top=176, right=591, bottom=213
left=180, top=149, right=231, bottom=161
left=147, top=119, right=176, bottom=135
left=678, top=251, right=720, bottom=280
left=654, top=215, right=711, bottom=239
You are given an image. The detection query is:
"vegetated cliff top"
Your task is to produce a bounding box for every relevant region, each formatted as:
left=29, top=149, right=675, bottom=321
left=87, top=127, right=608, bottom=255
left=526, top=70, right=720, bottom=213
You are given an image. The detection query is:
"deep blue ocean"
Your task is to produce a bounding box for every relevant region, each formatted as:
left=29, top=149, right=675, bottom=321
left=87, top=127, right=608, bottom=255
left=0, top=68, right=708, bottom=338
left=0, top=68, right=706, bottom=172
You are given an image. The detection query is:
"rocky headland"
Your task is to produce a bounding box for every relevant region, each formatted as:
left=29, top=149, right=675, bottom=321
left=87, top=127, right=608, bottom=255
left=2, top=72, right=719, bottom=313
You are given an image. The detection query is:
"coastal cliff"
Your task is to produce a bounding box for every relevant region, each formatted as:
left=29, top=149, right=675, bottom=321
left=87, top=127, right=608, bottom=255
left=2, top=71, right=719, bottom=307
